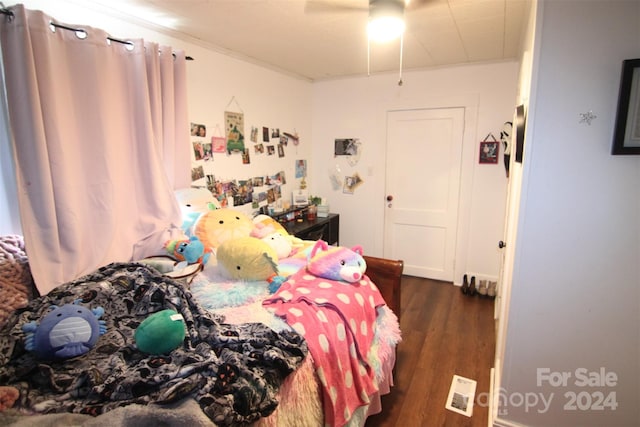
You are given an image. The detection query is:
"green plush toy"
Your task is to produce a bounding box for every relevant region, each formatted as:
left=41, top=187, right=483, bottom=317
left=134, top=309, right=186, bottom=355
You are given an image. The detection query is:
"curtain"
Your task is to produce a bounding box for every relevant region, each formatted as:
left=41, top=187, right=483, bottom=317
left=0, top=5, right=190, bottom=294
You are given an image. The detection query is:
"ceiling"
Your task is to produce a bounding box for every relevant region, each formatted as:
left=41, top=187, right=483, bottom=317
left=93, top=0, right=531, bottom=81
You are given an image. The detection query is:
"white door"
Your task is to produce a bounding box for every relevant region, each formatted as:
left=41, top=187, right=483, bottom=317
left=383, top=108, right=464, bottom=281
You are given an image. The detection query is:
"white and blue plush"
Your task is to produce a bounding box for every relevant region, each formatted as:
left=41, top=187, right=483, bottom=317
left=22, top=300, right=107, bottom=360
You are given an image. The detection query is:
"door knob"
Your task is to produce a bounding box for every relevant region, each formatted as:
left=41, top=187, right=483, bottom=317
left=386, top=195, right=393, bottom=201
left=498, top=240, right=506, bottom=249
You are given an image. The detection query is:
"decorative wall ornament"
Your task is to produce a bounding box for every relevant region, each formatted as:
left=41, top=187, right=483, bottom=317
left=224, top=111, right=245, bottom=154
left=479, top=133, right=499, bottom=164
left=500, top=121, right=513, bottom=177
left=283, top=131, right=300, bottom=146
left=579, top=110, right=597, bottom=125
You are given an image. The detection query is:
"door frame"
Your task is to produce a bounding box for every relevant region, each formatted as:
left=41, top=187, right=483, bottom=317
left=381, top=94, right=479, bottom=285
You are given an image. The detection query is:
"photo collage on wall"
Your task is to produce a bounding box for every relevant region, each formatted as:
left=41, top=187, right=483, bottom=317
left=190, top=118, right=298, bottom=166
left=201, top=172, right=287, bottom=208
left=334, top=138, right=365, bottom=195
left=189, top=106, right=298, bottom=208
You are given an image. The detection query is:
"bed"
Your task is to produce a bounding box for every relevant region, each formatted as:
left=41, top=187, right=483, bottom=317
left=0, top=233, right=402, bottom=426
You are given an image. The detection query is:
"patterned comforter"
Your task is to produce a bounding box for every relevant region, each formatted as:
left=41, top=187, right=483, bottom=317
left=0, top=262, right=307, bottom=426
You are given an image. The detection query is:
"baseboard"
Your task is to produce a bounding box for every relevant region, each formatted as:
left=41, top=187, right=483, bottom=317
left=487, top=367, right=527, bottom=427
left=488, top=367, right=495, bottom=427
left=488, top=368, right=529, bottom=427
left=492, top=418, right=529, bottom=427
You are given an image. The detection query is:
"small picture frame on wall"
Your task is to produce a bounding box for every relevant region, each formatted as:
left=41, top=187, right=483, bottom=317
left=612, top=58, right=640, bottom=155
left=479, top=134, right=499, bottom=164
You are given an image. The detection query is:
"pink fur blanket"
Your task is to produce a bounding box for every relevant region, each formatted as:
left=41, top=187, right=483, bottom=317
left=263, top=269, right=387, bottom=427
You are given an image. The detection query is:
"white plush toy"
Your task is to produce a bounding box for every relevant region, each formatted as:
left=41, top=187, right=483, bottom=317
left=260, top=231, right=293, bottom=259
left=174, top=188, right=221, bottom=236
left=251, top=214, right=302, bottom=258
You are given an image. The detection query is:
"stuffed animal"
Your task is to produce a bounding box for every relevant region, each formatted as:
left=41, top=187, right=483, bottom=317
left=134, top=309, right=186, bottom=355
left=194, top=208, right=254, bottom=250
left=22, top=300, right=107, bottom=360
left=258, top=231, right=293, bottom=259
left=216, top=236, right=279, bottom=281
left=164, top=235, right=212, bottom=266
left=251, top=214, right=304, bottom=256
left=306, top=240, right=367, bottom=283
left=252, top=214, right=288, bottom=236
left=174, top=187, right=221, bottom=236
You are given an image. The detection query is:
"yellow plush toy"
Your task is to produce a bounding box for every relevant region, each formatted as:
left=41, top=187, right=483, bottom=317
left=216, top=237, right=279, bottom=281
left=194, top=208, right=254, bottom=250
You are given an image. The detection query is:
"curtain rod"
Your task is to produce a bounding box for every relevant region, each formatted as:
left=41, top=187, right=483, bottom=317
left=52, top=22, right=134, bottom=47
left=51, top=22, right=194, bottom=60
left=0, top=7, right=193, bottom=61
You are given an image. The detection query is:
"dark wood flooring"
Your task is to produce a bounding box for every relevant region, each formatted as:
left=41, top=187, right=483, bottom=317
left=366, top=275, right=496, bottom=427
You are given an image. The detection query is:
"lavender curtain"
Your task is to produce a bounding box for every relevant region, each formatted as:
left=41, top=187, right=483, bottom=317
left=0, top=5, right=190, bottom=294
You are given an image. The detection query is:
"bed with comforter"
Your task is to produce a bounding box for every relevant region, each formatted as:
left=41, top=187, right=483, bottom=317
left=0, top=234, right=402, bottom=427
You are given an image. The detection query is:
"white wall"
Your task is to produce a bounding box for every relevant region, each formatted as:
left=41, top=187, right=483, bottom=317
left=311, top=62, right=519, bottom=282
left=498, top=1, right=640, bottom=425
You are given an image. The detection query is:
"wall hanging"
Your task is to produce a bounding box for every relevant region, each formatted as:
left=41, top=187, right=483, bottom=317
left=514, top=105, right=526, bottom=163
left=334, top=138, right=360, bottom=156
left=343, top=172, right=364, bottom=195
left=479, top=133, right=499, bottom=164
left=500, top=121, right=513, bottom=177
left=211, top=125, right=226, bottom=153
left=612, top=58, right=640, bottom=155
left=224, top=96, right=245, bottom=154
left=191, top=122, right=206, bottom=137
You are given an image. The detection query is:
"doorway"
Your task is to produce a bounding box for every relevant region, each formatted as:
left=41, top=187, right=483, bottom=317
left=383, top=107, right=465, bottom=281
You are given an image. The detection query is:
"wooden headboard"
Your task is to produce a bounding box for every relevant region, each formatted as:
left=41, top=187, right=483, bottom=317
left=363, top=255, right=403, bottom=319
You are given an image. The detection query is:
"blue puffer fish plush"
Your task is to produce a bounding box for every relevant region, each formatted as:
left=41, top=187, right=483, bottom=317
left=165, top=235, right=212, bottom=266
left=22, top=300, right=107, bottom=360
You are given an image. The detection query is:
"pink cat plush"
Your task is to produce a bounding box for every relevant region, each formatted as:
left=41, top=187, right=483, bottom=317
left=306, top=240, right=366, bottom=283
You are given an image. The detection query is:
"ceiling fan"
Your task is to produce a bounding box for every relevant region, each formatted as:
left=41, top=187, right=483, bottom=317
left=304, top=0, right=431, bottom=14
left=305, top=0, right=430, bottom=84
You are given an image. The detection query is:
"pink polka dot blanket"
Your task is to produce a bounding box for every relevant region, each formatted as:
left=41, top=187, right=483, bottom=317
left=263, top=268, right=386, bottom=427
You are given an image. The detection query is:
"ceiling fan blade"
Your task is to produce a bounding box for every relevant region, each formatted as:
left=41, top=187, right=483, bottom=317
left=304, top=0, right=368, bottom=13
left=404, top=0, right=434, bottom=10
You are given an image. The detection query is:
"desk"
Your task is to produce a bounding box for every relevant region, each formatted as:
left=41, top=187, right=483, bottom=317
left=279, top=213, right=339, bottom=245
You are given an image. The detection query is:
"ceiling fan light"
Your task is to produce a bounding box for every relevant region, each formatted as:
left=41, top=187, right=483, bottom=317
left=368, top=15, right=405, bottom=43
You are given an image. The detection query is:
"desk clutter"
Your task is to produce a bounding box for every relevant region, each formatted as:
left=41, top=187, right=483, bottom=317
left=260, top=204, right=328, bottom=223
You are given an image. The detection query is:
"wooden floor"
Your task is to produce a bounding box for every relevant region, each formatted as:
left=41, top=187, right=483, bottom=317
left=366, top=275, right=496, bottom=427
